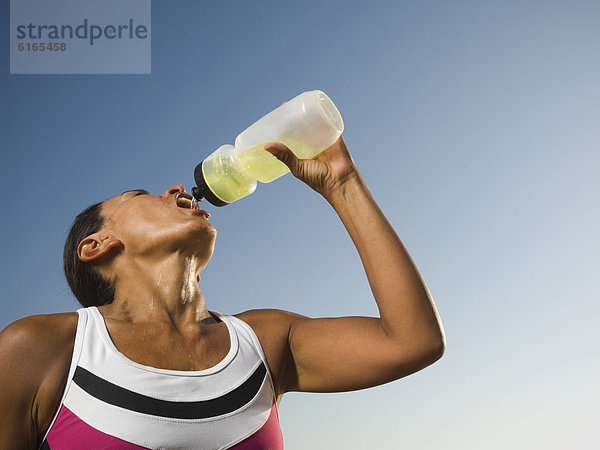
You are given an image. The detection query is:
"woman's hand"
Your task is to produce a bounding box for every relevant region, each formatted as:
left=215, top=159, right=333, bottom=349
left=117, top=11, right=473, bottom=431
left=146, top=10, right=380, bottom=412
left=263, top=135, right=360, bottom=200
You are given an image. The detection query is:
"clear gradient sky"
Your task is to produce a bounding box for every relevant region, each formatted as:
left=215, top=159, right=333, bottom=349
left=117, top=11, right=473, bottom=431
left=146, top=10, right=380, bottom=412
left=2, top=1, right=599, bottom=448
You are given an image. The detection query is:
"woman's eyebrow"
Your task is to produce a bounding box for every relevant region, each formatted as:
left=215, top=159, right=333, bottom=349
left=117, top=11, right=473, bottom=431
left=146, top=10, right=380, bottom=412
left=121, top=189, right=150, bottom=197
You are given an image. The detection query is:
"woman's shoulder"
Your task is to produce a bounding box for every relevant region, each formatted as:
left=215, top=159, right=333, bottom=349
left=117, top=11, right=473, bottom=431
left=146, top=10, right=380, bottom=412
left=234, top=309, right=292, bottom=337
left=233, top=309, right=308, bottom=396
left=235, top=308, right=306, bottom=325
left=0, top=312, right=79, bottom=376
left=1, top=311, right=79, bottom=348
left=0, top=312, right=79, bottom=441
left=0, top=312, right=79, bottom=380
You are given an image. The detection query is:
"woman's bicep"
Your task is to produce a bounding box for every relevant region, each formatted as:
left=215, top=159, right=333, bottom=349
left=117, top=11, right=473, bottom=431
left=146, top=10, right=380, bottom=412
left=283, top=315, right=442, bottom=393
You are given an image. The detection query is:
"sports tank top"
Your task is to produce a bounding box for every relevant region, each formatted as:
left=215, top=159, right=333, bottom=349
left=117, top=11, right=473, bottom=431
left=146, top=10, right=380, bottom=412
left=41, top=307, right=283, bottom=449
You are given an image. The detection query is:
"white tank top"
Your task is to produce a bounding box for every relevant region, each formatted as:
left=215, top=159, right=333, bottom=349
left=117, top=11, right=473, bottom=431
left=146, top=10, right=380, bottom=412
left=41, top=306, right=282, bottom=449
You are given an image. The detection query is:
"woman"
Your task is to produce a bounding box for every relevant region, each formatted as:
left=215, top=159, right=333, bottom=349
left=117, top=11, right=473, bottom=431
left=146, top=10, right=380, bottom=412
left=0, top=136, right=445, bottom=449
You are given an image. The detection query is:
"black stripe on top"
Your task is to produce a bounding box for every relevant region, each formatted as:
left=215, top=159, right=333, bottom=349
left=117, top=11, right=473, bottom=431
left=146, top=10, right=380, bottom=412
left=72, top=363, right=267, bottom=419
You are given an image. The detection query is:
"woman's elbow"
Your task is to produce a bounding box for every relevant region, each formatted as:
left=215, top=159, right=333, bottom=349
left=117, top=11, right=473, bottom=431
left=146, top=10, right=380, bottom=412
left=395, top=334, right=446, bottom=375
left=426, top=336, right=446, bottom=364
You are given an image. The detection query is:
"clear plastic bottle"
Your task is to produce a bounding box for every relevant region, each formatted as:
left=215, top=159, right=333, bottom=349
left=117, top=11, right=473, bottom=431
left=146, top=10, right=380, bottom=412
left=192, top=90, right=344, bottom=206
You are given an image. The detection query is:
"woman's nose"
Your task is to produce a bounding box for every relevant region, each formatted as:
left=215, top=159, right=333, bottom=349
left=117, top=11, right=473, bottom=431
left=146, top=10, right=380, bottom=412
left=161, top=184, right=186, bottom=197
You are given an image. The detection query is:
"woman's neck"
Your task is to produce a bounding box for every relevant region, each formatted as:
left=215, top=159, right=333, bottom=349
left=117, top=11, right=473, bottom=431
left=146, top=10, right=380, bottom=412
left=101, top=253, right=211, bottom=329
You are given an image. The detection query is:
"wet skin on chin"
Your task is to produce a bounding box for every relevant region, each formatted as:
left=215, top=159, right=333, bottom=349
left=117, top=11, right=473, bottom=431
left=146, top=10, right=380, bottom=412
left=98, top=189, right=217, bottom=257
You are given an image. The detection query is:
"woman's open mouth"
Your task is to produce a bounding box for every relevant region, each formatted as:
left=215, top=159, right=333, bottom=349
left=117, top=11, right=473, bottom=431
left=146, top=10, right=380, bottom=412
left=176, top=193, right=211, bottom=218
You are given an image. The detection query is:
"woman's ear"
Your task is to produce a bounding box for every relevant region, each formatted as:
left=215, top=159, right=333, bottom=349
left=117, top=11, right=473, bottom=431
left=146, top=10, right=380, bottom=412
left=77, top=233, right=122, bottom=262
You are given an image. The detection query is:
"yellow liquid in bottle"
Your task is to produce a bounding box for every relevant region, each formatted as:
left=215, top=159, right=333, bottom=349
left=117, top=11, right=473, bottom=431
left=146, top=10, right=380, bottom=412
left=202, top=148, right=257, bottom=204
left=237, top=137, right=320, bottom=183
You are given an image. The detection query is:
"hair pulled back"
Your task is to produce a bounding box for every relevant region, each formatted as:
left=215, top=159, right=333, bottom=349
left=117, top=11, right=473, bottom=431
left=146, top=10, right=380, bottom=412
left=63, top=201, right=115, bottom=307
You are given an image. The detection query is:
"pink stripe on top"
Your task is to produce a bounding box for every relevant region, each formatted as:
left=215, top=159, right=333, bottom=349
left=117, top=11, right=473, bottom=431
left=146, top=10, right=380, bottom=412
left=45, top=405, right=149, bottom=449
left=45, top=403, right=282, bottom=449
left=230, top=403, right=284, bottom=449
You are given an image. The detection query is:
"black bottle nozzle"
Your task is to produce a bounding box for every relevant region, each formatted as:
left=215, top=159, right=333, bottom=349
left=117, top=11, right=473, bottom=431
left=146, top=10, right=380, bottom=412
left=191, top=186, right=204, bottom=202
left=193, top=161, right=229, bottom=207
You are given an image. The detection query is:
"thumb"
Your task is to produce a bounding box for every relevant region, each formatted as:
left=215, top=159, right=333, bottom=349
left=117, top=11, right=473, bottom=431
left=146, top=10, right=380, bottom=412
left=264, top=142, right=301, bottom=174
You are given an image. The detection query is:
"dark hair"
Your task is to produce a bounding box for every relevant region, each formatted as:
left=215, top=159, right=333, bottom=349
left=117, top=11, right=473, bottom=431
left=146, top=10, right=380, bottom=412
left=63, top=201, right=115, bottom=307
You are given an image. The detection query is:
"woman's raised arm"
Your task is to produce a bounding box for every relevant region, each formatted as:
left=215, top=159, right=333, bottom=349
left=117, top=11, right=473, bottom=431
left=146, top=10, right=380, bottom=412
left=260, top=136, right=445, bottom=393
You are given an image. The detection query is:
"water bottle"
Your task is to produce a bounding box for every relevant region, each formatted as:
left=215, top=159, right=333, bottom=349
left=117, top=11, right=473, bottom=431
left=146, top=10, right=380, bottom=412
left=191, top=90, right=344, bottom=206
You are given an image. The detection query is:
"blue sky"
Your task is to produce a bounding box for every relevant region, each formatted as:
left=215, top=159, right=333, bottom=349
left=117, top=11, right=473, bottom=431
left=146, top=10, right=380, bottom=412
left=2, top=1, right=599, bottom=448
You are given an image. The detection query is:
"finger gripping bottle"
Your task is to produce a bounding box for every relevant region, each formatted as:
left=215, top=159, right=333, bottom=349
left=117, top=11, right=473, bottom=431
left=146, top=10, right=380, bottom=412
left=192, top=90, right=344, bottom=206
